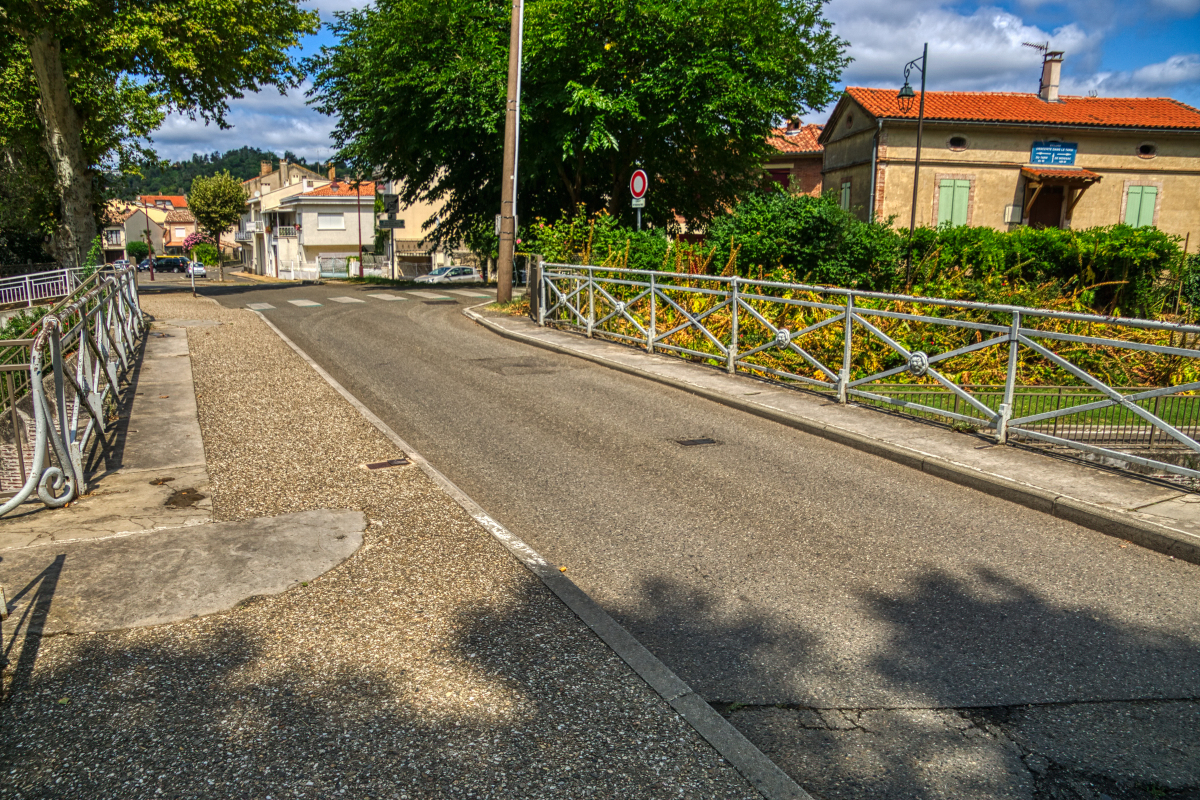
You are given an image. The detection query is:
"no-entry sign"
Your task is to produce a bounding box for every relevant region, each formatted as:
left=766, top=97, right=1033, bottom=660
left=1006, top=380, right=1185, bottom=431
left=629, top=169, right=648, bottom=199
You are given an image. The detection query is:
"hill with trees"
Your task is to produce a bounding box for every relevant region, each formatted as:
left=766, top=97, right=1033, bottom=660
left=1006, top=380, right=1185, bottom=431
left=113, top=147, right=343, bottom=198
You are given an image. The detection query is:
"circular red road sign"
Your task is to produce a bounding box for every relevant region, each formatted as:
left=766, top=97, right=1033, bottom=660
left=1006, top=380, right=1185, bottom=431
left=630, top=169, right=648, bottom=199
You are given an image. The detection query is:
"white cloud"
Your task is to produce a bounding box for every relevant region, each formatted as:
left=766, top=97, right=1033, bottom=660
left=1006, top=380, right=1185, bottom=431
left=1062, top=53, right=1200, bottom=95
left=150, top=84, right=337, bottom=163
left=825, top=1, right=1102, bottom=94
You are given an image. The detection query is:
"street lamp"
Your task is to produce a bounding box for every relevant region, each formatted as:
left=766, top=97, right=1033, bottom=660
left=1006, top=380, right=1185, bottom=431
left=899, top=43, right=927, bottom=286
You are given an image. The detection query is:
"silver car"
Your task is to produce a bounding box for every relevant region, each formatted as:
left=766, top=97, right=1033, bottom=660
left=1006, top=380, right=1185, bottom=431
left=415, top=266, right=481, bottom=284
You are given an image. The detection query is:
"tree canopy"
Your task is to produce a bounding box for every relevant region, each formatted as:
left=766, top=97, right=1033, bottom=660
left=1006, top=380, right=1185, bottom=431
left=308, top=0, right=847, bottom=246
left=1, top=0, right=319, bottom=265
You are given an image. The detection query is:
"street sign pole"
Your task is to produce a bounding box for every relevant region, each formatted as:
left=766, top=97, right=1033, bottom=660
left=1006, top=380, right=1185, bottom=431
left=629, top=168, right=648, bottom=233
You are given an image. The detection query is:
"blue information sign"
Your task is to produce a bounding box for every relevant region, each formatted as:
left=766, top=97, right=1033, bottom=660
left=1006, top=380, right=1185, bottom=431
left=1030, top=141, right=1077, bottom=166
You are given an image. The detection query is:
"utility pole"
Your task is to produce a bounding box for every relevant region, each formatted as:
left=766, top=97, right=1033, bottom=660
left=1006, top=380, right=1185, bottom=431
left=356, top=176, right=364, bottom=277
left=496, top=0, right=525, bottom=303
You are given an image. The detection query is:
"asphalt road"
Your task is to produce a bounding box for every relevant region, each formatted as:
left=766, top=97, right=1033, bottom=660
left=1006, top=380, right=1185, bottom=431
left=204, top=281, right=1200, bottom=799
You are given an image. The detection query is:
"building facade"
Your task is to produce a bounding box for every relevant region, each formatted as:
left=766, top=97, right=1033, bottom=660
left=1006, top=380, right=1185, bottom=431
left=819, top=58, right=1200, bottom=241
left=764, top=121, right=824, bottom=196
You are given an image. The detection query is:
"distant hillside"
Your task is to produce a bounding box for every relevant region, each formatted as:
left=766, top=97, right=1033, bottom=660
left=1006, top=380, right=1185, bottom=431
left=113, top=147, right=345, bottom=199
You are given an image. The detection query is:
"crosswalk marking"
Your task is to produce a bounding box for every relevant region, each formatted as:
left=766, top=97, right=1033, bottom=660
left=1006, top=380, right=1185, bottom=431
left=407, top=290, right=452, bottom=299
left=246, top=303, right=275, bottom=310
left=368, top=293, right=406, bottom=301
left=446, top=290, right=492, bottom=298
left=288, top=299, right=322, bottom=307
left=328, top=296, right=366, bottom=303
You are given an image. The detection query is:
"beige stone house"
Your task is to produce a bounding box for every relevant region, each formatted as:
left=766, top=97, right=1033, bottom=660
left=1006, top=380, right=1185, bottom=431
left=818, top=56, right=1200, bottom=242
left=162, top=208, right=197, bottom=254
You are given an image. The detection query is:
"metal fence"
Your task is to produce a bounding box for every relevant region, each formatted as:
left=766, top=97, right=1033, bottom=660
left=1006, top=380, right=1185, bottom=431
left=538, top=264, right=1200, bottom=481
left=0, top=267, right=89, bottom=308
left=0, top=266, right=145, bottom=516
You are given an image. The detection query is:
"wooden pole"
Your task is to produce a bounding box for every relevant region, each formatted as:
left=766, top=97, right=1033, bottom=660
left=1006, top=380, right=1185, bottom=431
left=496, top=0, right=524, bottom=304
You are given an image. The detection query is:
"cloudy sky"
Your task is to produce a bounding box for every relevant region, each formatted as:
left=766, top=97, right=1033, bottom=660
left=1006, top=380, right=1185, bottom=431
left=150, top=0, right=1200, bottom=162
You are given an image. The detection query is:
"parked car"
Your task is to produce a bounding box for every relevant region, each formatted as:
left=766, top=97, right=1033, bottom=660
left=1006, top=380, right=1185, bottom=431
left=415, top=265, right=481, bottom=284
left=186, top=262, right=207, bottom=278
left=111, top=259, right=130, bottom=269
left=156, top=256, right=190, bottom=273
left=137, top=258, right=153, bottom=272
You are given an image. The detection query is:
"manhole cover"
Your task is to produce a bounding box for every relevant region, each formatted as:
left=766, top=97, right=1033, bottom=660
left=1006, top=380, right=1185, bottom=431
left=364, top=458, right=410, bottom=470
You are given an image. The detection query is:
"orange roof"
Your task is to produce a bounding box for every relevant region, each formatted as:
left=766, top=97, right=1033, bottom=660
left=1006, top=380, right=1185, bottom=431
left=165, top=208, right=195, bottom=223
left=845, top=87, right=1200, bottom=130
left=301, top=181, right=375, bottom=197
left=768, top=123, right=824, bottom=154
left=139, top=194, right=188, bottom=207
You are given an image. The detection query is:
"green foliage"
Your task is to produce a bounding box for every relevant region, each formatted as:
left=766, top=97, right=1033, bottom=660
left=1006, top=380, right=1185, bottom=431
left=81, top=235, right=103, bottom=276
left=126, top=240, right=149, bottom=262
left=706, top=191, right=902, bottom=289
left=117, top=147, right=339, bottom=198
left=191, top=242, right=220, bottom=266
left=308, top=0, right=847, bottom=245
left=188, top=172, right=248, bottom=239
left=0, top=307, right=49, bottom=340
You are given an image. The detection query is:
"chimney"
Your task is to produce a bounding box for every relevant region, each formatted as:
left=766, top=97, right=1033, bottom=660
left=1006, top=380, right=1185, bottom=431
left=327, top=165, right=336, bottom=181
left=1039, top=51, right=1063, bottom=102
left=260, top=160, right=272, bottom=177
left=785, top=117, right=801, bottom=134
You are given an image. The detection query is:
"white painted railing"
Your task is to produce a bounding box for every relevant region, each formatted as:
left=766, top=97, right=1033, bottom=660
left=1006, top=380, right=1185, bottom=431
left=0, top=267, right=89, bottom=308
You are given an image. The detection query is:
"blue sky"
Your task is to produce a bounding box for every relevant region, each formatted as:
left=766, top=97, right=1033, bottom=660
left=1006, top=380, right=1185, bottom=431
left=151, top=0, right=1200, bottom=161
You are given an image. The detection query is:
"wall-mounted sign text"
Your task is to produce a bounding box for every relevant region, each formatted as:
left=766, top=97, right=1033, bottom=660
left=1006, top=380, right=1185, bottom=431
left=1030, top=141, right=1077, bottom=166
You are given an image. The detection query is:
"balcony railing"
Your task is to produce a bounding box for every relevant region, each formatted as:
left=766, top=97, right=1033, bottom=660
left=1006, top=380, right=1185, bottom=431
left=276, top=225, right=297, bottom=238
left=235, top=230, right=253, bottom=242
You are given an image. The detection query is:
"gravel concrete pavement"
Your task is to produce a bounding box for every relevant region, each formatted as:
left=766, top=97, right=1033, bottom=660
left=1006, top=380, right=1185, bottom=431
left=1, top=293, right=763, bottom=800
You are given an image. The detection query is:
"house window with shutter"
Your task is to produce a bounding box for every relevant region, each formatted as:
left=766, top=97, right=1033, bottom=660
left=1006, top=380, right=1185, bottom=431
left=1124, top=185, right=1158, bottom=228
left=839, top=181, right=851, bottom=210
left=937, top=179, right=971, bottom=227
left=318, top=212, right=346, bottom=230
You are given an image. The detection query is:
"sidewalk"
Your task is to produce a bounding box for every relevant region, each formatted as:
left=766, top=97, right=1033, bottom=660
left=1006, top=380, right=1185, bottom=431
left=467, top=307, right=1200, bottom=564
left=1, top=293, right=773, bottom=800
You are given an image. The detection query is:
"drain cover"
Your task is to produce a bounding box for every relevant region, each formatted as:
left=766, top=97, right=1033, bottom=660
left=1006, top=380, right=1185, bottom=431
left=423, top=300, right=458, bottom=306
left=676, top=438, right=717, bottom=446
left=365, top=458, right=410, bottom=470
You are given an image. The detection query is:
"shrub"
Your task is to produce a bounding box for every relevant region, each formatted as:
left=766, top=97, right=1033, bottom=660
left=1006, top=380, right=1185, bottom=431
left=126, top=240, right=149, bottom=262
left=191, top=242, right=220, bottom=266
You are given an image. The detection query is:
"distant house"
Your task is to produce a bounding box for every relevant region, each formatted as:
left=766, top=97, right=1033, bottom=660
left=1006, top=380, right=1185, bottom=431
left=818, top=52, right=1200, bottom=236
left=242, top=158, right=326, bottom=200
left=239, top=172, right=331, bottom=276
left=764, top=121, right=824, bottom=196
left=101, top=205, right=134, bottom=262
left=163, top=208, right=197, bottom=254
left=138, top=195, right=187, bottom=211
left=277, top=179, right=376, bottom=272
left=104, top=200, right=165, bottom=260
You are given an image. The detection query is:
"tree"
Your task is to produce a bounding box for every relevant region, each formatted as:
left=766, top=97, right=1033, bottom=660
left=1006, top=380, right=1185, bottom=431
left=0, top=0, right=319, bottom=268
left=308, top=0, right=847, bottom=246
left=126, top=239, right=149, bottom=263
left=188, top=171, right=249, bottom=282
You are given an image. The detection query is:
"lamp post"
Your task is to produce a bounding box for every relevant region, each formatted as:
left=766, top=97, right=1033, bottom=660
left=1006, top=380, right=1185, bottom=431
left=898, top=43, right=927, bottom=286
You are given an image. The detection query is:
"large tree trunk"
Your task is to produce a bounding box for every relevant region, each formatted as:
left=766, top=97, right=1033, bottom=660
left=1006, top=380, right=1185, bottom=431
left=27, top=26, right=94, bottom=268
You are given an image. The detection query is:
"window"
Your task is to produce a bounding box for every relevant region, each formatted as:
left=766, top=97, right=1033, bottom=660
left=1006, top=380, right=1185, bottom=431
left=1138, top=142, right=1158, bottom=159
left=839, top=181, right=851, bottom=211
left=1124, top=185, right=1158, bottom=228
left=174, top=227, right=185, bottom=238
left=948, top=136, right=968, bottom=151
left=937, top=179, right=971, bottom=226
left=104, top=229, right=122, bottom=245
left=317, top=212, right=345, bottom=230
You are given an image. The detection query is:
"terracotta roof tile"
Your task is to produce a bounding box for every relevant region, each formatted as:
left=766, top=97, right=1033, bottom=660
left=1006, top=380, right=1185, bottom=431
left=846, top=87, right=1200, bottom=130
left=768, top=124, right=824, bottom=153
left=165, top=208, right=195, bottom=223
left=301, top=180, right=375, bottom=197
left=1022, top=166, right=1102, bottom=182
left=139, top=194, right=188, bottom=207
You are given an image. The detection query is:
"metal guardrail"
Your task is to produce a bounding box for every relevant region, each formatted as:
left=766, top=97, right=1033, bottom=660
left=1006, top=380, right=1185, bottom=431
left=0, top=266, right=145, bottom=516
left=0, top=267, right=88, bottom=308
left=538, top=264, right=1200, bottom=481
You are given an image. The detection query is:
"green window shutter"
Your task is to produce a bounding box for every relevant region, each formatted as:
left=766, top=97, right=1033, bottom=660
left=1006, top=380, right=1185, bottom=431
left=938, top=179, right=971, bottom=226
left=1137, top=186, right=1157, bottom=227
left=1124, top=186, right=1144, bottom=226
left=840, top=181, right=851, bottom=210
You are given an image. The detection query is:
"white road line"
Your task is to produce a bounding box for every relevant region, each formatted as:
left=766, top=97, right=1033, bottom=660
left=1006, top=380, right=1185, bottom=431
left=406, top=291, right=452, bottom=299
left=288, top=299, right=322, bottom=307
left=367, top=293, right=406, bottom=301
left=328, top=296, right=366, bottom=303
left=446, top=290, right=492, bottom=298
left=246, top=303, right=275, bottom=310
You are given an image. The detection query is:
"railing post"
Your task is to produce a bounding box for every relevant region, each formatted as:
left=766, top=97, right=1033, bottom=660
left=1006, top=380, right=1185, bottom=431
left=727, top=278, right=738, bottom=373
left=536, top=256, right=546, bottom=326
left=25, top=275, right=32, bottom=307
left=648, top=273, right=656, bottom=353
left=997, top=310, right=1020, bottom=443
left=587, top=269, right=595, bottom=338
left=839, top=294, right=854, bottom=403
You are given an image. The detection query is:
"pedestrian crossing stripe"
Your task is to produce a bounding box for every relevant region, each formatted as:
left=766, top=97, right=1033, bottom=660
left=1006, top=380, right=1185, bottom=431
left=368, top=293, right=406, bottom=301
left=288, top=299, right=322, bottom=307
left=407, top=290, right=452, bottom=299
left=446, top=290, right=492, bottom=298
left=328, top=296, right=366, bottom=303
left=246, top=303, right=275, bottom=310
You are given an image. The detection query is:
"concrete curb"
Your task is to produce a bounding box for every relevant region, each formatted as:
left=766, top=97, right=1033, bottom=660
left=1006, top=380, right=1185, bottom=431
left=252, top=309, right=813, bottom=800
left=464, top=306, right=1200, bottom=567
